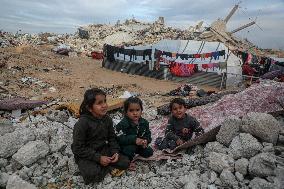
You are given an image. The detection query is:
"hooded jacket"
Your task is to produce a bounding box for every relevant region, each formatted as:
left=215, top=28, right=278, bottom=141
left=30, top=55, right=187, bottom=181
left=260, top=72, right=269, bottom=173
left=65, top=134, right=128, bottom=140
left=71, top=113, right=119, bottom=163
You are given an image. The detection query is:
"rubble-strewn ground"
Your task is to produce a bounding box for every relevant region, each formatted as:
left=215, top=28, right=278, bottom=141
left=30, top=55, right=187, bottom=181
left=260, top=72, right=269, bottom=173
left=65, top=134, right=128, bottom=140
left=1, top=29, right=284, bottom=188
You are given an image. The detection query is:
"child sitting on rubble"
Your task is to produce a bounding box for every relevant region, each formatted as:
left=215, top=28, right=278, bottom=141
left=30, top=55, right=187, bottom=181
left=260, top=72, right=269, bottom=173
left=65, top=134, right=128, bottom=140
left=71, top=88, right=130, bottom=185
left=156, top=98, right=204, bottom=150
left=115, top=97, right=153, bottom=162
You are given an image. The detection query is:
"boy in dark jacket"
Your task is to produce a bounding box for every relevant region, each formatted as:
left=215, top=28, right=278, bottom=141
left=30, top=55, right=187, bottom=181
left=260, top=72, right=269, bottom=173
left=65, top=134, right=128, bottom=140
left=71, top=88, right=129, bottom=184
left=116, top=97, right=153, bottom=161
left=157, top=98, right=204, bottom=150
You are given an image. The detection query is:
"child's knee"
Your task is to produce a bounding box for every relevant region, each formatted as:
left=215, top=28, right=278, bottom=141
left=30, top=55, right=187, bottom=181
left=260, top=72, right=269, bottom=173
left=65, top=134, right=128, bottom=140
left=140, top=147, right=153, bottom=158
left=121, top=145, right=137, bottom=159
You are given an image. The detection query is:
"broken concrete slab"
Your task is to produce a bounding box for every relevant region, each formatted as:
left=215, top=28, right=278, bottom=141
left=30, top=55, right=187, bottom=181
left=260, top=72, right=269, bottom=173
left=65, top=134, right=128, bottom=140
left=235, top=158, right=249, bottom=176
left=229, top=133, right=263, bottom=159
left=0, top=129, right=35, bottom=158
left=242, top=112, right=280, bottom=145
left=207, top=152, right=234, bottom=173
left=249, top=153, right=277, bottom=177
left=0, top=119, right=14, bottom=136
left=216, top=116, right=241, bottom=147
left=12, top=140, right=49, bottom=166
left=6, top=174, right=37, bottom=189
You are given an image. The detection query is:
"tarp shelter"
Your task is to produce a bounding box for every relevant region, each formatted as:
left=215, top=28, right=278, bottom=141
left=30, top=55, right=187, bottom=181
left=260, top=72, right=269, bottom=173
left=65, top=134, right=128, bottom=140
left=115, top=39, right=243, bottom=87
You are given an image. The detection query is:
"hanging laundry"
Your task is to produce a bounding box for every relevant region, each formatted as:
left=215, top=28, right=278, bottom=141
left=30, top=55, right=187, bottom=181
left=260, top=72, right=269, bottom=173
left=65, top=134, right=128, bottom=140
left=143, top=49, right=152, bottom=60
left=169, top=62, right=195, bottom=77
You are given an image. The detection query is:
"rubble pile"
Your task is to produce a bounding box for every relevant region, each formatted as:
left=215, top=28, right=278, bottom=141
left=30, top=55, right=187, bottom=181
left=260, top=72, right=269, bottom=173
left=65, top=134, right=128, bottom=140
left=0, top=108, right=283, bottom=188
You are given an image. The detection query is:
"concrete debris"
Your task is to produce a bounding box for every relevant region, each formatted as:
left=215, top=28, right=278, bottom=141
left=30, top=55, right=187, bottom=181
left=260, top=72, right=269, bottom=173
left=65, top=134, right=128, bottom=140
left=229, top=133, right=263, bottom=160
left=207, top=152, right=235, bottom=173
left=6, top=174, right=37, bottom=189
left=0, top=119, right=14, bottom=136
left=242, top=112, right=281, bottom=145
left=248, top=153, right=277, bottom=177
left=219, top=169, right=238, bottom=187
left=0, top=128, right=35, bottom=158
left=234, top=158, right=249, bottom=176
left=249, top=177, right=276, bottom=189
left=12, top=140, right=49, bottom=166
left=216, top=116, right=241, bottom=147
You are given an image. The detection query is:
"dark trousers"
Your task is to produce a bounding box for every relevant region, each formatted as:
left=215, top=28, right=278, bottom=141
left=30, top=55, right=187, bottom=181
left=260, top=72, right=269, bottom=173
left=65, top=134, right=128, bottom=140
left=76, top=154, right=129, bottom=184
left=121, top=145, right=153, bottom=160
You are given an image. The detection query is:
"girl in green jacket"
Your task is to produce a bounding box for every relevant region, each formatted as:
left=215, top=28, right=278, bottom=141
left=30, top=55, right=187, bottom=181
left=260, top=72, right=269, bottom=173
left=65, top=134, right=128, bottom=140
left=116, top=97, right=153, bottom=161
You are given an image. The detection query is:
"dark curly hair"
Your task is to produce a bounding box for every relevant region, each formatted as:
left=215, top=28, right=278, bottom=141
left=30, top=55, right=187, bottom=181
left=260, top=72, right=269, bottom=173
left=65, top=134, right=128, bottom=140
left=79, top=88, right=106, bottom=115
left=123, top=97, right=143, bottom=113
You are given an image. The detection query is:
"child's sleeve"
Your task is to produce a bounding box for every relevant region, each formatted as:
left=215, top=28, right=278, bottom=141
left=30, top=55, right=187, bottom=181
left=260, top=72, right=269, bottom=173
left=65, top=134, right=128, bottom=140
left=191, top=117, right=204, bottom=133
left=144, top=121, right=152, bottom=144
left=115, top=122, right=137, bottom=145
left=165, top=119, right=180, bottom=141
left=107, top=118, right=120, bottom=155
left=72, top=120, right=101, bottom=163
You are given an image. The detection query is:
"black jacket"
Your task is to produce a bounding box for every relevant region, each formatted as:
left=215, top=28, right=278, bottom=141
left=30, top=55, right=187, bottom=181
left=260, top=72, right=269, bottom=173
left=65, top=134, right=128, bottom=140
left=71, top=113, right=120, bottom=163
left=165, top=113, right=202, bottom=141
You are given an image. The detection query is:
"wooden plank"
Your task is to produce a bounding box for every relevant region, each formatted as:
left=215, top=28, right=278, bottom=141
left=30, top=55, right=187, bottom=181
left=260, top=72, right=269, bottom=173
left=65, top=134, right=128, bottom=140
left=55, top=97, right=126, bottom=118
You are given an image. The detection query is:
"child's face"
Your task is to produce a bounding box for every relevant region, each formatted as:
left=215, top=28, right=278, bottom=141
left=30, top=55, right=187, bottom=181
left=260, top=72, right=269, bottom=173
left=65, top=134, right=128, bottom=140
left=126, top=103, right=142, bottom=123
left=171, top=103, right=186, bottom=119
left=88, top=94, right=108, bottom=118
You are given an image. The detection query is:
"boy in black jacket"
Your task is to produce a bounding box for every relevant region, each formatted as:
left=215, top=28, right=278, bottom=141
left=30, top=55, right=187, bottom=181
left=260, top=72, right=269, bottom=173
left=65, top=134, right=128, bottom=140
left=157, top=98, right=204, bottom=150
left=71, top=88, right=129, bottom=184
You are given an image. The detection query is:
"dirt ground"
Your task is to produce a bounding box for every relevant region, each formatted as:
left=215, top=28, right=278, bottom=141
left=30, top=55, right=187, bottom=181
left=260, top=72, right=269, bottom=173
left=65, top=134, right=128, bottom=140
left=0, top=45, right=177, bottom=104
left=0, top=45, right=221, bottom=107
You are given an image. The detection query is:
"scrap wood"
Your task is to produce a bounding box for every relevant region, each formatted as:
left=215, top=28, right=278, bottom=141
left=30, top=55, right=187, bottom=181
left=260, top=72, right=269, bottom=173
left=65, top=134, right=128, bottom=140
left=55, top=98, right=126, bottom=118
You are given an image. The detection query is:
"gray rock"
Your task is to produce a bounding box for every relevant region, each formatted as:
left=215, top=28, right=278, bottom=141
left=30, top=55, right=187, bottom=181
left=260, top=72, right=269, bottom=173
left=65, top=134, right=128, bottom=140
left=262, top=142, right=274, bottom=153
left=275, top=166, right=284, bottom=187
left=183, top=171, right=200, bottom=189
left=235, top=172, right=244, bottom=182
left=0, top=172, right=9, bottom=188
left=204, top=141, right=228, bottom=155
left=242, top=112, right=280, bottom=144
left=12, top=140, right=49, bottom=166
left=235, top=158, right=249, bottom=176
left=249, top=177, right=275, bottom=189
left=0, top=128, right=35, bottom=158
left=216, top=116, right=241, bottom=146
left=207, top=152, right=234, bottom=173
left=67, top=158, right=79, bottom=175
left=219, top=169, right=238, bottom=187
left=229, top=133, right=263, bottom=159
left=49, top=138, right=67, bottom=153
left=0, top=158, right=8, bottom=167
left=0, top=119, right=14, bottom=136
left=18, top=166, right=30, bottom=180
left=6, top=174, right=37, bottom=189
left=48, top=110, right=69, bottom=123
left=249, top=153, right=276, bottom=177
left=278, top=135, right=284, bottom=145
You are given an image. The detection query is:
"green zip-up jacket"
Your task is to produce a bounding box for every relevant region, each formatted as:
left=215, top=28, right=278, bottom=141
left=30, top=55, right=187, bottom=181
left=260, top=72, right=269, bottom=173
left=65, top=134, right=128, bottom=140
left=71, top=113, right=120, bottom=163
left=115, top=117, right=152, bottom=145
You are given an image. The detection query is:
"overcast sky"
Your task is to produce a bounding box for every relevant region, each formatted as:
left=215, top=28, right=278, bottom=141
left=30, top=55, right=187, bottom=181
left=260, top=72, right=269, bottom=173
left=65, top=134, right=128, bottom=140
left=0, top=0, right=283, bottom=49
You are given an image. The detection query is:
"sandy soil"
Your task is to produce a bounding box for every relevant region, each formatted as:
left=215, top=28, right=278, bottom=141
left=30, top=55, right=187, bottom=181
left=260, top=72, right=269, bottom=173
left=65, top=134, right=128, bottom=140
left=0, top=45, right=182, bottom=104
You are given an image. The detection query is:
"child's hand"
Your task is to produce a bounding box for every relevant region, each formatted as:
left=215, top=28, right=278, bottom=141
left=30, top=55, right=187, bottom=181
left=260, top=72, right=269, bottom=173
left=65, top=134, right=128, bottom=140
left=100, top=156, right=111, bottom=166
left=182, top=128, right=189, bottom=135
left=110, top=153, right=119, bottom=163
left=136, top=138, right=144, bottom=146
left=176, top=139, right=184, bottom=146
left=142, top=140, right=148, bottom=148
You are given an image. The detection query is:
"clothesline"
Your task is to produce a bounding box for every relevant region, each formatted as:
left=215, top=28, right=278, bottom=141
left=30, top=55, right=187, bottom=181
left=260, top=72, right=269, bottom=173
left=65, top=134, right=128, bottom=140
left=154, top=49, right=226, bottom=61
